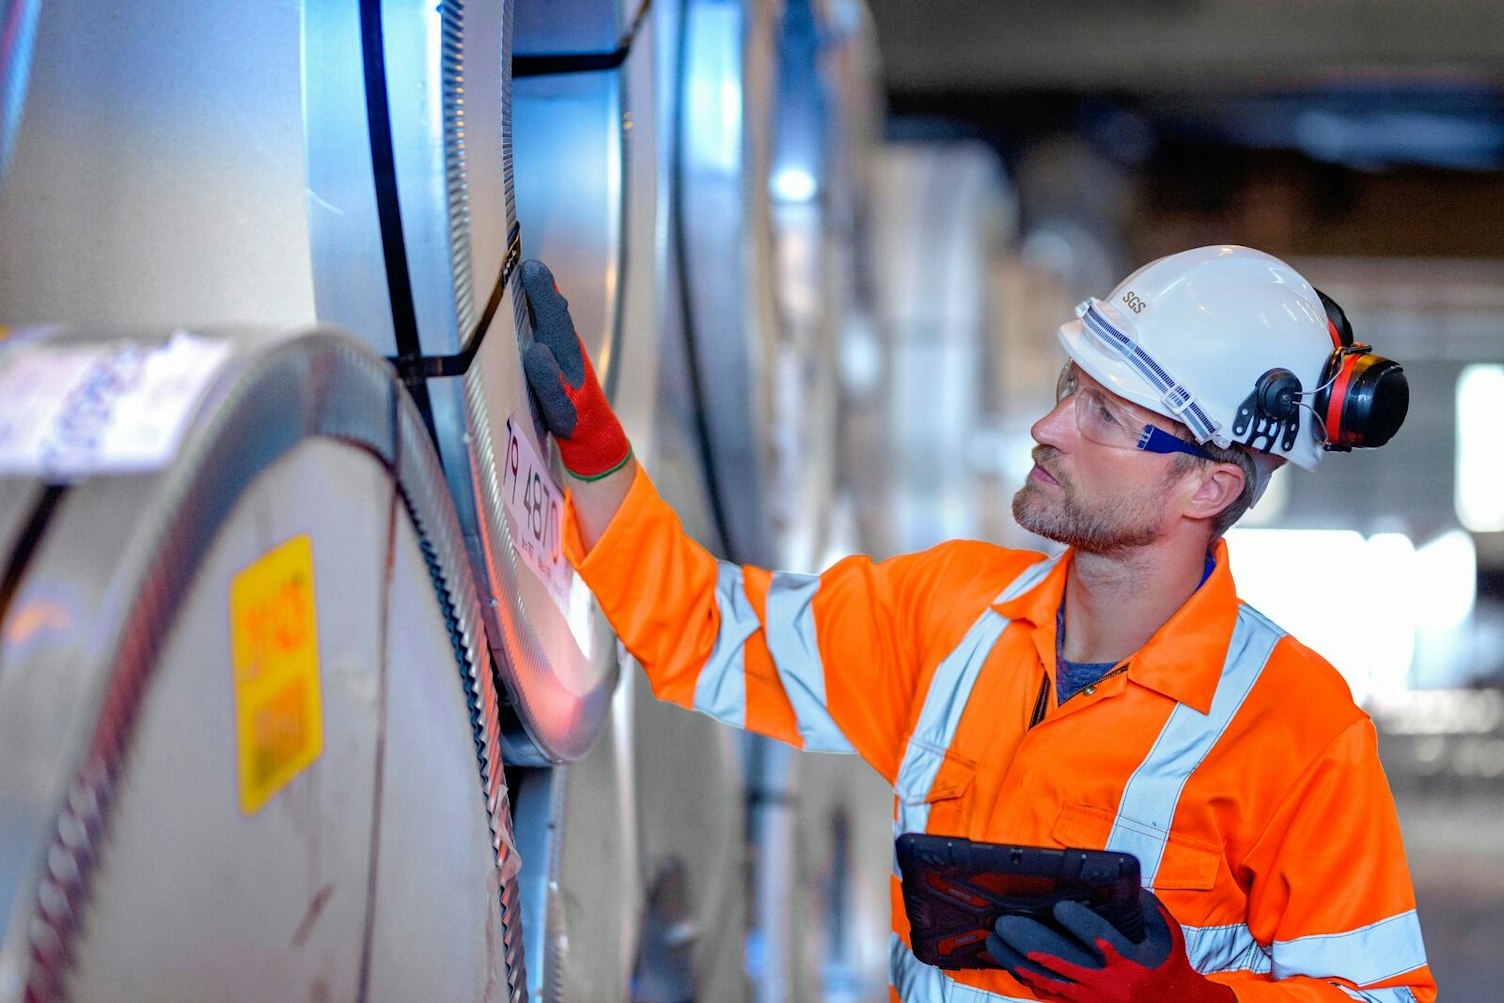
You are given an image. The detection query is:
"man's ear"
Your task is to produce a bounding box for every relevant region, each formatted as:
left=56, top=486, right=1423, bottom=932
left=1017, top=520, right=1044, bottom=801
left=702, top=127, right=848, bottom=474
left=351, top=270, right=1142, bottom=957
left=1184, top=461, right=1246, bottom=522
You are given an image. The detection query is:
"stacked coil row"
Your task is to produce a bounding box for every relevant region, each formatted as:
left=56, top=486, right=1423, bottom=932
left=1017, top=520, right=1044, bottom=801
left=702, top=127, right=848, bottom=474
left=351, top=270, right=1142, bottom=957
left=0, top=1, right=891, bottom=1000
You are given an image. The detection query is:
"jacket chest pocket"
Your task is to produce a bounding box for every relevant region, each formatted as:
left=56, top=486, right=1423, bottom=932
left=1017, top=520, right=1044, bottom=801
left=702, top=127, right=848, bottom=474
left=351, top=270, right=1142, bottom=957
left=1054, top=803, right=1222, bottom=891
left=894, top=737, right=977, bottom=835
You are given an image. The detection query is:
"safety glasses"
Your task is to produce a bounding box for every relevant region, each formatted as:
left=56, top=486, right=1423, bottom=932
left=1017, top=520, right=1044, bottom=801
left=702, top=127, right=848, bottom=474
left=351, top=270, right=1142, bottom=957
left=1055, top=364, right=1214, bottom=460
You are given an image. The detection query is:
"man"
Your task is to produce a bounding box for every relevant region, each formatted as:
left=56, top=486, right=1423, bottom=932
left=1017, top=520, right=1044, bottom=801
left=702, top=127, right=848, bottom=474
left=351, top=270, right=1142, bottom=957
left=522, top=245, right=1434, bottom=1001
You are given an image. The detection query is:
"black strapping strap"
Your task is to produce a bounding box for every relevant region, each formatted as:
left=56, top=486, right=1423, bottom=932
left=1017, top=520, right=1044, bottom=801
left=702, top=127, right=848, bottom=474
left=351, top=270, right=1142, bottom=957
left=513, top=0, right=652, bottom=78
left=360, top=1, right=423, bottom=369
left=513, top=50, right=629, bottom=76
left=0, top=484, right=68, bottom=630
left=363, top=1, right=522, bottom=388
left=360, top=0, right=439, bottom=440
left=386, top=225, right=523, bottom=382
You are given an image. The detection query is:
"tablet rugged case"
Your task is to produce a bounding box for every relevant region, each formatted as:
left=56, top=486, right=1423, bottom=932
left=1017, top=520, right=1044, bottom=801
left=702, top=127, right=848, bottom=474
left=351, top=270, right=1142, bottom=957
left=897, top=832, right=1145, bottom=971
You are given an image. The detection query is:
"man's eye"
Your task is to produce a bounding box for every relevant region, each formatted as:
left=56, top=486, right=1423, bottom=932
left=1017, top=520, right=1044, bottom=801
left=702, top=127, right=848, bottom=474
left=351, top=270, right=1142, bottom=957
left=1096, top=403, right=1120, bottom=426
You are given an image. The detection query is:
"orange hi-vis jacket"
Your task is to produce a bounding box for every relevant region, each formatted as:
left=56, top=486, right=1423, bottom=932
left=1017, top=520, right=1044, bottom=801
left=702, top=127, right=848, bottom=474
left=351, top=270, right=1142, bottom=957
left=564, top=467, right=1436, bottom=1002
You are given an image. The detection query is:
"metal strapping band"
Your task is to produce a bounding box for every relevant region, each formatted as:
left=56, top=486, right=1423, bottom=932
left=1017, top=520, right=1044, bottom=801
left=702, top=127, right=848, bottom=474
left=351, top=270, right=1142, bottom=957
left=512, top=0, right=654, bottom=77
left=386, top=224, right=524, bottom=381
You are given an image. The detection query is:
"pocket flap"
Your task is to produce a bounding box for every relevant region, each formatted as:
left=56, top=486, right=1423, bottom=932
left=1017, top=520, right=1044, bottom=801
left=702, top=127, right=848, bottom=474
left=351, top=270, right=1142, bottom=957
left=1054, top=803, right=1221, bottom=891
left=894, top=738, right=976, bottom=805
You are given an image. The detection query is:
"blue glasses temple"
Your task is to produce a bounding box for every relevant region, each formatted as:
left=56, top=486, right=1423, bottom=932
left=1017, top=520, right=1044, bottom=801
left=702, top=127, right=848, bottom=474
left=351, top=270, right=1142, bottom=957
left=1137, top=424, right=1215, bottom=460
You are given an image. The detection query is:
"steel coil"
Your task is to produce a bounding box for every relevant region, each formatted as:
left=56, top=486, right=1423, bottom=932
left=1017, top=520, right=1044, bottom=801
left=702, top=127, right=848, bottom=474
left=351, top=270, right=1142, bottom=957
left=0, top=326, right=524, bottom=1002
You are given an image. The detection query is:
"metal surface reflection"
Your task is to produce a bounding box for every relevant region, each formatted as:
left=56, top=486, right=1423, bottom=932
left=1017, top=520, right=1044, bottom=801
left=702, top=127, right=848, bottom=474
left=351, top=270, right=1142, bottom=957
left=0, top=0, right=40, bottom=192
left=0, top=0, right=313, bottom=328
left=304, top=0, right=616, bottom=765
left=0, top=327, right=522, bottom=1003
left=512, top=68, right=625, bottom=394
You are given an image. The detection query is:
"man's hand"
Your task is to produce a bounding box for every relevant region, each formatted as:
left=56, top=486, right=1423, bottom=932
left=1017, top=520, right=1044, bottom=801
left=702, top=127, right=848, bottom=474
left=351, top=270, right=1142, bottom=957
left=985, top=887, right=1234, bottom=1002
left=519, top=259, right=631, bottom=480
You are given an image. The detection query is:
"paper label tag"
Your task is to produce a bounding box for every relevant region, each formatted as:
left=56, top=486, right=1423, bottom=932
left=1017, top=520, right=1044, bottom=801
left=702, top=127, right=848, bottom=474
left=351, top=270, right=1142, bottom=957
left=230, top=535, right=324, bottom=816
left=0, top=330, right=231, bottom=478
left=500, top=416, right=593, bottom=657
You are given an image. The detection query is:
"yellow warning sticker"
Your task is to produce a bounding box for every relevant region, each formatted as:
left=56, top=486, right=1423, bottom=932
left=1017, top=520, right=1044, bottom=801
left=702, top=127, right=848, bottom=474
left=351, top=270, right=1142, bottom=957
left=230, top=534, right=323, bottom=815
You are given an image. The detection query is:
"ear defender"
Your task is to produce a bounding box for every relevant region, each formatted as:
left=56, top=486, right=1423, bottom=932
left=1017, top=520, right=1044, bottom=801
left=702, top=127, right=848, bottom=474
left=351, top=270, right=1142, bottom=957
left=1311, top=289, right=1409, bottom=451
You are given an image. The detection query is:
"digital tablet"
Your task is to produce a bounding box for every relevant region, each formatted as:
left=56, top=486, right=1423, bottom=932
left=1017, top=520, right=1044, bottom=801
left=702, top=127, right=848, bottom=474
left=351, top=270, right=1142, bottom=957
left=896, top=832, right=1145, bottom=971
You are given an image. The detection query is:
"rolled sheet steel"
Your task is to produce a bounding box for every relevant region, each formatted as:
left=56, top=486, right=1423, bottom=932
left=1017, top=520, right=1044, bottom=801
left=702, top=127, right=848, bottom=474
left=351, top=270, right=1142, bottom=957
left=0, top=326, right=524, bottom=1002
left=508, top=5, right=750, bottom=1001
left=0, top=0, right=621, bottom=765
left=305, top=0, right=620, bottom=766
left=674, top=0, right=877, bottom=572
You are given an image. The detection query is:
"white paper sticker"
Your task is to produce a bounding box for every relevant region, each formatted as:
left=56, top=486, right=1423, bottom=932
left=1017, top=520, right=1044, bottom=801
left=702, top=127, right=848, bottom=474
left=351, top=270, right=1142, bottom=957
left=500, top=415, right=594, bottom=657
left=0, top=331, right=232, bottom=479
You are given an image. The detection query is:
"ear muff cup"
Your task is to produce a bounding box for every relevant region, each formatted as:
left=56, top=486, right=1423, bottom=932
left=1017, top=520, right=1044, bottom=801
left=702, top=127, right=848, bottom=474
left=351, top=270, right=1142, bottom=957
left=1315, top=352, right=1409, bottom=450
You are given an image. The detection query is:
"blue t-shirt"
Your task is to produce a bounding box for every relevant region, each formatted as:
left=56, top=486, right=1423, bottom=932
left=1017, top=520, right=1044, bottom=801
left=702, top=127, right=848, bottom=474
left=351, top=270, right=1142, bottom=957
left=1056, top=655, right=1118, bottom=704
left=1055, top=554, right=1215, bottom=705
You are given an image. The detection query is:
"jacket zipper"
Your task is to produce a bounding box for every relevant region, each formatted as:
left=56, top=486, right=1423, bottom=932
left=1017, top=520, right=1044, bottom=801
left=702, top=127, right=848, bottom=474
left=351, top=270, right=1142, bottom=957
left=1030, top=664, right=1130, bottom=729
left=1029, top=673, right=1049, bottom=728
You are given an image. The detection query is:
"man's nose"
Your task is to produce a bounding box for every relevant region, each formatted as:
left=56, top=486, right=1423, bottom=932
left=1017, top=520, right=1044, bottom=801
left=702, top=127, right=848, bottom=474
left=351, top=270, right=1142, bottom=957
left=1031, top=395, right=1076, bottom=450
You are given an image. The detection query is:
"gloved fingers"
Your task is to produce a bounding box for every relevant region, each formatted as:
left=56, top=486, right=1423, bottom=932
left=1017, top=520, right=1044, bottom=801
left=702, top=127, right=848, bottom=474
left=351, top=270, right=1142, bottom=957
left=1134, top=886, right=1184, bottom=965
left=520, top=259, right=585, bottom=385
left=1052, top=899, right=1137, bottom=959
left=984, top=931, right=1074, bottom=985
left=1141, top=885, right=1179, bottom=931
left=993, top=913, right=1103, bottom=970
left=522, top=342, right=579, bottom=437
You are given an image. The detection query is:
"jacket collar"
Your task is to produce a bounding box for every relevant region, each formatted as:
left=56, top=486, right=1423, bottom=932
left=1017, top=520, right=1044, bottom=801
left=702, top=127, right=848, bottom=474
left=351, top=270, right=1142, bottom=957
left=992, top=540, right=1240, bottom=715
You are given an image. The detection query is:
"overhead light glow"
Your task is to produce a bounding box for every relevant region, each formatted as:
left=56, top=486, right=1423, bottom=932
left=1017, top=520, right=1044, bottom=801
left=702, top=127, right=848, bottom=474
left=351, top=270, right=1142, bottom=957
left=772, top=166, right=817, bottom=202
left=1414, top=529, right=1476, bottom=629
left=1457, top=364, right=1504, bottom=531
left=1226, top=528, right=1477, bottom=704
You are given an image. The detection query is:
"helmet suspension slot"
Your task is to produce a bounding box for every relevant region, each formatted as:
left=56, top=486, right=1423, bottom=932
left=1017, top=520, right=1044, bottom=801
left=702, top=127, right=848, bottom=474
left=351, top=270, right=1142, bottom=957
left=1234, top=369, right=1303, bottom=454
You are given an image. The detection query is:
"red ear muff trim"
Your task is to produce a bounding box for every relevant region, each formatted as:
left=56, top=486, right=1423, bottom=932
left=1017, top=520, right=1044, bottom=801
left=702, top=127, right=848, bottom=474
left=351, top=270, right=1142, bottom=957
left=1327, top=319, right=1344, bottom=350
left=1324, top=352, right=1358, bottom=444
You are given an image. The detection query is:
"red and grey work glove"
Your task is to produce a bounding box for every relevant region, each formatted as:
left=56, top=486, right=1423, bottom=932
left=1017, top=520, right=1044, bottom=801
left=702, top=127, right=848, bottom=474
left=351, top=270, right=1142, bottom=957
left=985, top=887, right=1234, bottom=1003
left=519, top=259, right=631, bottom=479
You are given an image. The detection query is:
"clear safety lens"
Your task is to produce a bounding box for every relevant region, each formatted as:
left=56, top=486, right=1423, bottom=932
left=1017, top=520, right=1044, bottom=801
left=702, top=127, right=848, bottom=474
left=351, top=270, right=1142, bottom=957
left=1055, top=364, right=1144, bottom=450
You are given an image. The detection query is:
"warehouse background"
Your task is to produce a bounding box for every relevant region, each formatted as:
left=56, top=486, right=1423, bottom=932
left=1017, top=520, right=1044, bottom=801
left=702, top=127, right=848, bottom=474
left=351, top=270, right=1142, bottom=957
left=861, top=3, right=1504, bottom=997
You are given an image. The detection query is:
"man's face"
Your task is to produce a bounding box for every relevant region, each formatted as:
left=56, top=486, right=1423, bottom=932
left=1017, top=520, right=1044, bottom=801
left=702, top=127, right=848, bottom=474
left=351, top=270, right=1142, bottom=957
left=1011, top=364, right=1190, bottom=554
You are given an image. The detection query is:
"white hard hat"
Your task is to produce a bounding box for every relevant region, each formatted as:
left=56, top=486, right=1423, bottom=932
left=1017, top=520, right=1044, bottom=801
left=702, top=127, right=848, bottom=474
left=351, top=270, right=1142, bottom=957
left=1058, top=245, right=1341, bottom=472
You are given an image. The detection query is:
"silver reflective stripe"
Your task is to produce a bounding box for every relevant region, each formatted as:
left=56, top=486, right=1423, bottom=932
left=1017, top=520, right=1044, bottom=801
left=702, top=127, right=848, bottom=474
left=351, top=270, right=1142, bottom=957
left=893, top=614, right=1006, bottom=835
left=1106, top=604, right=1283, bottom=886
left=890, top=934, right=1035, bottom=1003
left=1080, top=302, right=1218, bottom=442
left=996, top=554, right=1063, bottom=607
left=891, top=556, right=1061, bottom=872
left=894, top=556, right=1061, bottom=836
left=1273, top=910, right=1428, bottom=987
left=765, top=571, right=855, bottom=753
left=692, top=562, right=759, bottom=728
left=1336, top=987, right=1419, bottom=1003
left=1183, top=922, right=1271, bottom=975
left=894, top=741, right=954, bottom=837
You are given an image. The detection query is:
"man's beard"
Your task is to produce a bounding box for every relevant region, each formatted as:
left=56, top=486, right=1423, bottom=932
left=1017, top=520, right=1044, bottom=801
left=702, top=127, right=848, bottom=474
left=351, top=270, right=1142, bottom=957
left=1012, top=447, right=1167, bottom=554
